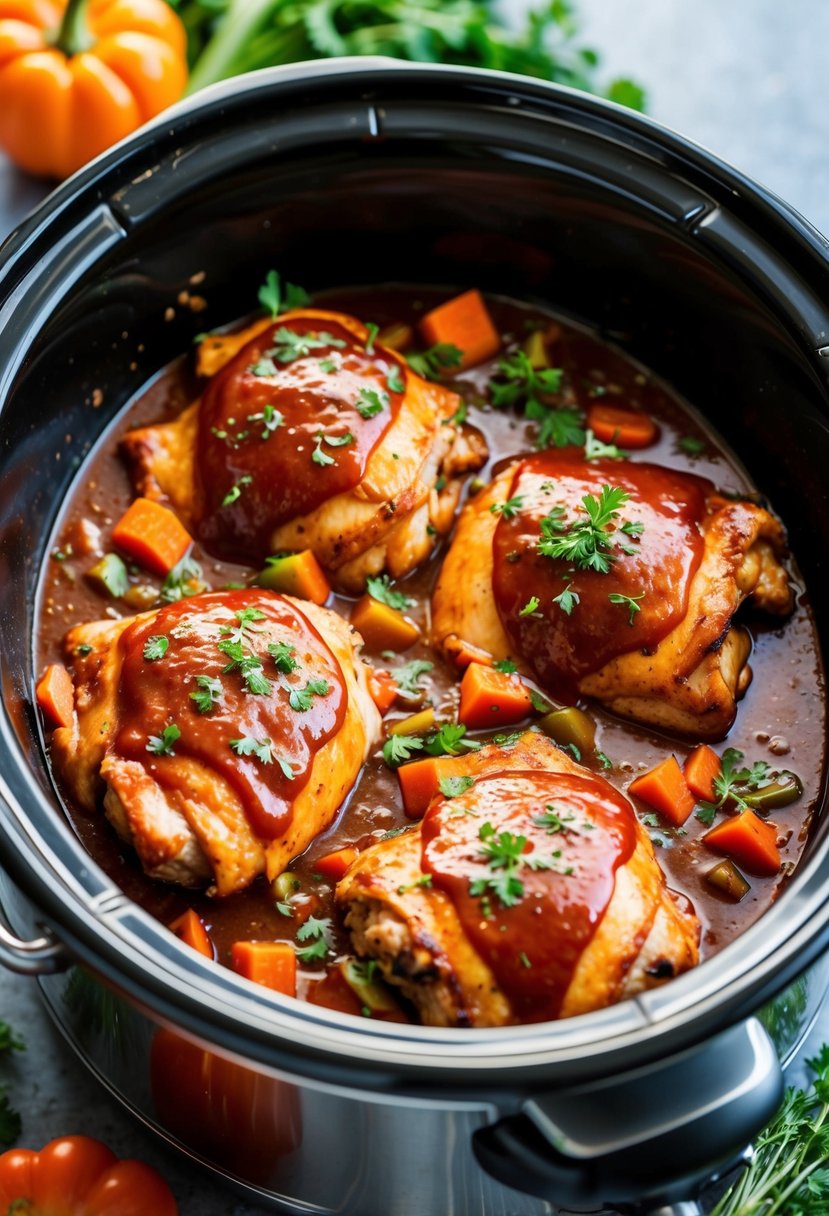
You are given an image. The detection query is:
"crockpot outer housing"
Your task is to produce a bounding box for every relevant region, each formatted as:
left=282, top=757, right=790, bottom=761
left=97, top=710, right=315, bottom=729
left=2, top=58, right=829, bottom=1096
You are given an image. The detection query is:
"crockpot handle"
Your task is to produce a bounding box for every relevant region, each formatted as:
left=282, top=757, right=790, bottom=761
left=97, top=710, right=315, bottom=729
left=0, top=918, right=67, bottom=975
left=473, top=1017, right=781, bottom=1211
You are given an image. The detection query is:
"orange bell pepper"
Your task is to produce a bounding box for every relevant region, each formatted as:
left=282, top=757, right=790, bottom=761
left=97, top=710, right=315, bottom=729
left=0, top=0, right=188, bottom=179
left=0, top=1135, right=178, bottom=1215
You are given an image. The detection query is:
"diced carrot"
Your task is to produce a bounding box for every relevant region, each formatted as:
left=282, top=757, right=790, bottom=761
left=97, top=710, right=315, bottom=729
left=457, top=662, right=533, bottom=731
left=628, top=756, right=696, bottom=827
left=398, top=756, right=449, bottom=819
left=112, top=497, right=192, bottom=577
left=313, top=846, right=359, bottom=882
left=231, top=941, right=297, bottom=996
left=35, top=663, right=75, bottom=730
left=388, top=707, right=435, bottom=736
left=350, top=595, right=420, bottom=652
left=586, top=403, right=659, bottom=449
left=443, top=634, right=495, bottom=670
left=169, top=909, right=214, bottom=959
left=257, top=550, right=331, bottom=605
left=704, top=810, right=781, bottom=876
left=684, top=745, right=722, bottom=802
left=368, top=670, right=399, bottom=715
left=419, top=289, right=501, bottom=372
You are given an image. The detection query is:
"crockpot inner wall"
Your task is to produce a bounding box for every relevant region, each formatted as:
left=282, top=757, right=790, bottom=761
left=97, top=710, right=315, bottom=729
left=3, top=71, right=829, bottom=1066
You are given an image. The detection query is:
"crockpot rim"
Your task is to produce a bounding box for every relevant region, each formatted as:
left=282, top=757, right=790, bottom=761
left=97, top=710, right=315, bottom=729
left=2, top=57, right=829, bottom=1089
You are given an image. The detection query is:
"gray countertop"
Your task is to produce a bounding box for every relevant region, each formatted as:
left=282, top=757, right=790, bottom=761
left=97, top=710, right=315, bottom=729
left=2, top=1, right=828, bottom=1212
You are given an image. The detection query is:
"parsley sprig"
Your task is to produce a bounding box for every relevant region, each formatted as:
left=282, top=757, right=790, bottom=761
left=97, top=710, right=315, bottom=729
left=696, top=748, right=782, bottom=824
left=469, top=821, right=567, bottom=908
left=366, top=574, right=413, bottom=611
left=537, top=484, right=643, bottom=574
left=296, top=916, right=334, bottom=964
left=710, top=1043, right=829, bottom=1216
left=407, top=343, right=463, bottom=381
left=489, top=350, right=583, bottom=450
left=258, top=269, right=310, bottom=319
left=147, top=723, right=181, bottom=756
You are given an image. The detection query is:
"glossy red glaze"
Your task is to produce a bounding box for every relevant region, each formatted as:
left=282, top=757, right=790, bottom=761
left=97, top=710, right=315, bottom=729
left=196, top=316, right=406, bottom=560
left=420, top=768, right=636, bottom=1020
left=113, top=589, right=346, bottom=839
left=492, top=452, right=709, bottom=698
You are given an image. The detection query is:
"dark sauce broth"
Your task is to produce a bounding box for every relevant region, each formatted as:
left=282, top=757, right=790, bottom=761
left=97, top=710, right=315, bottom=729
left=36, top=286, right=827, bottom=1016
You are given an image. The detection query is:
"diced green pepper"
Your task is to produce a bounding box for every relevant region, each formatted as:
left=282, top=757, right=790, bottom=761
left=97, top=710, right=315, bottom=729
left=742, top=772, right=803, bottom=812
left=87, top=553, right=129, bottom=598
left=705, top=859, right=751, bottom=902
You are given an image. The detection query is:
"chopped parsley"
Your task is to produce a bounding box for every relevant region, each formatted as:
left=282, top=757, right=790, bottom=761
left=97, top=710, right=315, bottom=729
left=490, top=495, right=525, bottom=519
left=75, top=643, right=93, bottom=656
left=597, top=751, right=613, bottom=770
left=424, top=723, right=481, bottom=757
left=322, top=431, right=355, bottom=448
left=392, top=658, right=434, bottom=697
left=288, top=678, right=331, bottom=712
left=364, top=321, right=379, bottom=353
left=489, top=350, right=583, bottom=450
left=608, top=590, right=645, bottom=625
left=696, top=748, right=780, bottom=822
left=493, top=659, right=517, bottom=674
left=222, top=474, right=253, bottom=506
left=537, top=484, right=643, bottom=574
left=366, top=574, right=413, bottom=610
left=407, top=343, right=463, bottom=381
left=584, top=428, right=627, bottom=461
left=229, top=736, right=294, bottom=776
left=553, top=586, right=580, bottom=615
left=269, top=327, right=346, bottom=364
left=190, top=674, right=222, bottom=714
left=146, top=723, right=181, bottom=756
left=161, top=555, right=207, bottom=603
left=387, top=364, right=405, bottom=394
left=438, top=774, right=475, bottom=799
left=319, top=356, right=339, bottom=374
left=295, top=916, right=333, bottom=963
left=221, top=606, right=266, bottom=646
left=257, top=269, right=309, bottom=319
left=519, top=595, right=541, bottom=617
left=312, top=435, right=336, bottom=466
left=248, top=403, right=284, bottom=439
left=143, top=634, right=169, bottom=661
left=382, top=733, right=425, bottom=767
left=356, top=387, right=389, bottom=419
left=678, top=435, right=706, bottom=456
left=469, top=820, right=573, bottom=909
left=268, top=641, right=299, bottom=673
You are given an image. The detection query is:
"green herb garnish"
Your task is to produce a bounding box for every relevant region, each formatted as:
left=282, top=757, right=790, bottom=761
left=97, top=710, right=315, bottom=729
left=143, top=635, right=169, bottom=661
left=407, top=343, right=463, bottom=381
left=366, top=574, right=413, bottom=610
left=190, top=674, right=223, bottom=713
left=147, top=723, right=181, bottom=756
left=258, top=269, right=310, bottom=319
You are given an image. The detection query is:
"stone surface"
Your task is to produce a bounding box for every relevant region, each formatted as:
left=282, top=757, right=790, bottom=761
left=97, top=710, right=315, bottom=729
left=1, top=4, right=827, bottom=1212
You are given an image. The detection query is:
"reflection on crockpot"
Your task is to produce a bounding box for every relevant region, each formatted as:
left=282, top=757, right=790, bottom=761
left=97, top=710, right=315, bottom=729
left=150, top=1028, right=302, bottom=1182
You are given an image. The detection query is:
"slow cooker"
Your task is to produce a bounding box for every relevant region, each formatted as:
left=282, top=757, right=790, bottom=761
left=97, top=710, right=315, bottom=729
left=2, top=59, right=829, bottom=1216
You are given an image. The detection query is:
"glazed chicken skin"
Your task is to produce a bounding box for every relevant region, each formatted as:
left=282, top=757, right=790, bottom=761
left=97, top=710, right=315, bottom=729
left=432, top=452, right=793, bottom=739
left=50, top=589, right=381, bottom=896
left=121, top=309, right=486, bottom=592
left=337, top=734, right=700, bottom=1027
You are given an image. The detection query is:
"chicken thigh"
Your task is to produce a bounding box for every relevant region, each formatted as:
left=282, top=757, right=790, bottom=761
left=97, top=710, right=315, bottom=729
left=51, top=589, right=381, bottom=896
left=338, top=733, right=700, bottom=1026
left=122, top=309, right=486, bottom=591
left=432, top=452, right=792, bottom=738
